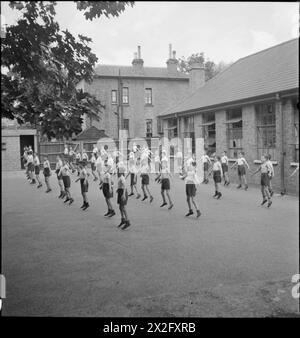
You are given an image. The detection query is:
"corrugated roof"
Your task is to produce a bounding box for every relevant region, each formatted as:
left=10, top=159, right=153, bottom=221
left=94, top=64, right=189, bottom=80
left=159, top=38, right=299, bottom=116
left=75, top=126, right=109, bottom=141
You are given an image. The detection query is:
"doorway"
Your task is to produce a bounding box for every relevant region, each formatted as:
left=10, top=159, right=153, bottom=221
left=20, top=135, right=34, bottom=169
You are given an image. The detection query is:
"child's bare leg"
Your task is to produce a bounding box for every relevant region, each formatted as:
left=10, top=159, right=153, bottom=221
left=146, top=186, right=152, bottom=198
left=161, top=190, right=166, bottom=203
left=166, top=190, right=173, bottom=205
left=187, top=196, right=192, bottom=210
left=191, top=197, right=199, bottom=211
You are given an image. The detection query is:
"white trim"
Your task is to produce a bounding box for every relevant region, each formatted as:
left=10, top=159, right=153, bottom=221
left=290, top=162, right=299, bottom=167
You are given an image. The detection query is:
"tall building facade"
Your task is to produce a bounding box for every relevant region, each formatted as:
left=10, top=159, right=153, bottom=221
left=79, top=45, right=205, bottom=139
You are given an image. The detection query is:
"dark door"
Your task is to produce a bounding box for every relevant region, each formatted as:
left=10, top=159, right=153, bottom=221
left=20, top=135, right=34, bottom=169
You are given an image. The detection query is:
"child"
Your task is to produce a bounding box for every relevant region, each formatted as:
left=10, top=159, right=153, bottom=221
left=201, top=150, right=211, bottom=184
left=140, top=158, right=154, bottom=203
left=22, top=147, right=29, bottom=178
left=157, top=159, right=173, bottom=210
left=116, top=164, right=131, bottom=229
left=102, top=162, right=116, bottom=217
left=251, top=155, right=272, bottom=207
left=82, top=149, right=89, bottom=165
left=181, top=162, right=201, bottom=218
left=55, top=155, right=65, bottom=198
left=33, top=152, right=42, bottom=188
left=59, top=159, right=74, bottom=205
left=96, top=152, right=104, bottom=187
left=68, top=146, right=76, bottom=173
left=231, top=151, right=250, bottom=190
left=75, top=161, right=90, bottom=210
left=92, top=144, right=98, bottom=156
left=266, top=154, right=274, bottom=196
left=127, top=152, right=141, bottom=198
left=176, top=149, right=183, bottom=175
left=154, top=150, right=161, bottom=181
left=90, top=152, right=98, bottom=181
left=27, top=150, right=35, bottom=184
left=42, top=155, right=52, bottom=193
left=221, top=151, right=230, bottom=186
left=210, top=155, right=223, bottom=199
left=75, top=151, right=82, bottom=176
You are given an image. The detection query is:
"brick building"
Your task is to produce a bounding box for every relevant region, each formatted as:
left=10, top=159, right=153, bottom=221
left=1, top=118, right=38, bottom=171
left=158, top=39, right=299, bottom=195
left=78, top=45, right=205, bottom=139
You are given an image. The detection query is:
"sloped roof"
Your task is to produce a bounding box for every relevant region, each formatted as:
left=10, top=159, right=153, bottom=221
left=94, top=64, right=189, bottom=80
left=75, top=126, right=109, bottom=141
left=159, top=38, right=299, bottom=117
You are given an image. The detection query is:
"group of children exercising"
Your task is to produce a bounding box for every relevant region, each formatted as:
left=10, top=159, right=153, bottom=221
left=22, top=142, right=297, bottom=230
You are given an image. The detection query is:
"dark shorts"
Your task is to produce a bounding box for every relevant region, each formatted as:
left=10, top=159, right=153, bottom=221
left=130, top=173, right=136, bottom=186
left=102, top=183, right=112, bottom=199
left=213, top=170, right=222, bottom=183
left=34, top=165, right=40, bottom=175
left=186, top=183, right=196, bottom=197
left=221, top=163, right=228, bottom=173
left=141, top=174, right=149, bottom=185
left=80, top=179, right=89, bottom=193
left=238, top=165, right=246, bottom=176
left=261, top=173, right=270, bottom=187
left=28, top=162, right=34, bottom=172
left=117, top=188, right=128, bottom=206
left=91, top=163, right=96, bottom=171
left=82, top=158, right=88, bottom=165
left=203, top=162, right=208, bottom=171
left=62, top=175, right=71, bottom=189
left=43, top=167, right=50, bottom=177
left=161, top=178, right=170, bottom=190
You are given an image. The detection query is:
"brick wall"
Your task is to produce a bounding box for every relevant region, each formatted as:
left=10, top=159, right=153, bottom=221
left=2, top=135, right=21, bottom=171
left=84, top=77, right=190, bottom=140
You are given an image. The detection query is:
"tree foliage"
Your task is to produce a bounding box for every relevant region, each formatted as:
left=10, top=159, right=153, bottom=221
left=1, top=1, right=134, bottom=140
left=178, top=52, right=233, bottom=81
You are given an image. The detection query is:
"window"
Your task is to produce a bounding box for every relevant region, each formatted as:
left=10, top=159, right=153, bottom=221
left=256, top=103, right=276, bottom=160
left=202, top=113, right=215, bottom=156
left=123, top=119, right=129, bottom=131
left=167, top=118, right=178, bottom=139
left=2, top=142, right=6, bottom=151
left=226, top=108, right=243, bottom=158
left=122, top=87, right=129, bottom=104
left=111, top=90, right=117, bottom=104
left=145, top=88, right=152, bottom=105
left=182, top=116, right=195, bottom=154
left=146, top=119, right=153, bottom=138
left=293, top=100, right=299, bottom=162
left=157, top=118, right=163, bottom=134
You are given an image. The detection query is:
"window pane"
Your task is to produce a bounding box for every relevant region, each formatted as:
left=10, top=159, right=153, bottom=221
left=145, top=88, right=152, bottom=105
left=122, top=87, right=129, bottom=104
left=111, top=90, right=117, bottom=103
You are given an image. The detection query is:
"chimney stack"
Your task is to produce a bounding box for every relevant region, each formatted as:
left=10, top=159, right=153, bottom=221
left=166, top=43, right=178, bottom=73
left=189, top=61, right=205, bottom=92
left=132, top=45, right=144, bottom=70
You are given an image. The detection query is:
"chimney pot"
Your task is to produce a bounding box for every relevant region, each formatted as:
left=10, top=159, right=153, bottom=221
left=137, top=45, right=141, bottom=59
left=169, top=44, right=172, bottom=59
left=172, top=50, right=176, bottom=59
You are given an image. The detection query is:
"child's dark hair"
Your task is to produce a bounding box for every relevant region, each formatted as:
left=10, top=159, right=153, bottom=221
left=223, top=151, right=227, bottom=154
left=240, top=151, right=245, bottom=156
left=267, top=154, right=271, bottom=160
left=216, top=156, right=221, bottom=161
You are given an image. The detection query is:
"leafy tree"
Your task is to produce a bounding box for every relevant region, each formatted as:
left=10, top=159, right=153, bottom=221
left=1, top=1, right=134, bottom=140
left=178, top=53, right=232, bottom=81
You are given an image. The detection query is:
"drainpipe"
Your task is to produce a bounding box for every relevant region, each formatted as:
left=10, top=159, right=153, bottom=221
left=277, top=93, right=286, bottom=195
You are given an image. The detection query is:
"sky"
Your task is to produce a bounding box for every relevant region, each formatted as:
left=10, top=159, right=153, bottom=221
left=1, top=1, right=299, bottom=67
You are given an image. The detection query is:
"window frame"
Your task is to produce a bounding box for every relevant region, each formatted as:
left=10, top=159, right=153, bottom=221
left=145, top=88, right=153, bottom=105
left=226, top=108, right=243, bottom=159
left=122, top=87, right=129, bottom=104
left=255, top=102, right=276, bottom=160
left=111, top=90, right=118, bottom=104
left=146, top=119, right=153, bottom=138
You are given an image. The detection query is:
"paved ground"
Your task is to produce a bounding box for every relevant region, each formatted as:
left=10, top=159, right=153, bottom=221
left=2, top=170, right=299, bottom=317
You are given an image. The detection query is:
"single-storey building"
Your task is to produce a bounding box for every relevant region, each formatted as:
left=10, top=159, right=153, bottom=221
left=158, top=38, right=299, bottom=195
